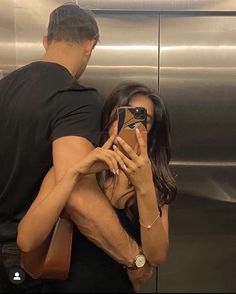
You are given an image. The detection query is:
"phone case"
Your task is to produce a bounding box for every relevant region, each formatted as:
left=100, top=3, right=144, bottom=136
left=117, top=106, right=147, bottom=156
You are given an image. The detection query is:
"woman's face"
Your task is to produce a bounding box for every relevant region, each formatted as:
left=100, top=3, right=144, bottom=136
left=108, top=94, right=154, bottom=136
left=129, top=95, right=154, bottom=133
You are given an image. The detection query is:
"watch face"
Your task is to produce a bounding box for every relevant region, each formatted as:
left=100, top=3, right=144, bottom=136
left=135, top=254, right=146, bottom=268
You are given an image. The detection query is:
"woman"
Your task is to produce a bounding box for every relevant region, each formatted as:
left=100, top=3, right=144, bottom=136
left=17, top=82, right=177, bottom=293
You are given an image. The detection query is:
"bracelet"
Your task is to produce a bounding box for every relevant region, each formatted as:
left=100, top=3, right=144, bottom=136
left=139, top=213, right=160, bottom=229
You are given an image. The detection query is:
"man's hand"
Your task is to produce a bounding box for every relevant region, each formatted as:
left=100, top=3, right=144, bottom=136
left=127, top=263, right=154, bottom=293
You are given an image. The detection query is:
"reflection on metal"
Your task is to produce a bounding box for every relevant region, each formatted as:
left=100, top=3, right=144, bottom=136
left=0, top=6, right=158, bottom=94
left=171, top=161, right=236, bottom=203
left=161, top=45, right=236, bottom=51
left=14, top=0, right=75, bottom=67
left=172, top=165, right=236, bottom=202
left=80, top=13, right=158, bottom=96
left=171, top=161, right=236, bottom=167
left=78, top=0, right=236, bottom=12
left=0, top=0, right=16, bottom=77
left=96, top=45, right=157, bottom=51
left=160, top=15, right=236, bottom=203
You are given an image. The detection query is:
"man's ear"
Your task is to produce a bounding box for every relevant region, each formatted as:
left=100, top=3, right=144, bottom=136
left=84, top=40, right=97, bottom=56
left=43, top=36, right=49, bottom=50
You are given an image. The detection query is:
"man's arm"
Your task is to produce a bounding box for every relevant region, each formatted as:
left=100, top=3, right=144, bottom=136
left=53, top=135, right=141, bottom=266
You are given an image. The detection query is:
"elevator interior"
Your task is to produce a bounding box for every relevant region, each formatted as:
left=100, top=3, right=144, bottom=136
left=1, top=0, right=236, bottom=292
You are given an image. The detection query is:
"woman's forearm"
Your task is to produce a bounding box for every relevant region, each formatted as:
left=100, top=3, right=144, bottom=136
left=136, top=182, right=169, bottom=266
left=17, top=170, right=79, bottom=252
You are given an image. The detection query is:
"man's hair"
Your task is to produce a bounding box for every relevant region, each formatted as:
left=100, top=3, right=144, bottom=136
left=47, top=3, right=99, bottom=44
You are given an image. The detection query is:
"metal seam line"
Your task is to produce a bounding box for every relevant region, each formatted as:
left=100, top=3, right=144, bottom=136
left=170, top=161, right=236, bottom=167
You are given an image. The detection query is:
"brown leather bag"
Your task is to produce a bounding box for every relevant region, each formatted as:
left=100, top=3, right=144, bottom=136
left=20, top=217, right=73, bottom=280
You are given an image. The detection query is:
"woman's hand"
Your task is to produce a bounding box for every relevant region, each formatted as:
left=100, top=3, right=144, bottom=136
left=69, top=134, right=124, bottom=178
left=113, top=128, right=153, bottom=192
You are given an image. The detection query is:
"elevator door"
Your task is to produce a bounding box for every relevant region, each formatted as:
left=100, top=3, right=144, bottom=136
left=158, top=14, right=236, bottom=293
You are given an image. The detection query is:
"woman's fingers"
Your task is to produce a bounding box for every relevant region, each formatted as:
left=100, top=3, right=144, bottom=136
left=102, top=133, right=116, bottom=150
left=116, top=136, right=139, bottom=162
left=136, top=128, right=147, bottom=156
left=113, top=121, right=118, bottom=135
left=106, top=150, right=119, bottom=174
left=95, top=150, right=114, bottom=173
left=102, top=121, right=118, bottom=150
left=95, top=149, right=117, bottom=174
left=112, top=145, right=135, bottom=171
left=111, top=150, right=125, bottom=174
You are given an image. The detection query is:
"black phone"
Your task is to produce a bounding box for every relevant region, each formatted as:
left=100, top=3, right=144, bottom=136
left=117, top=106, right=147, bottom=156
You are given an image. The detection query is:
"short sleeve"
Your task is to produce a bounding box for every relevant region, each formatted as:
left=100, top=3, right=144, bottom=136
left=51, top=89, right=102, bottom=146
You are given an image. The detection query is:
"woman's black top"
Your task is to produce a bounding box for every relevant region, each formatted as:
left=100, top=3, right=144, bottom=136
left=42, top=208, right=141, bottom=293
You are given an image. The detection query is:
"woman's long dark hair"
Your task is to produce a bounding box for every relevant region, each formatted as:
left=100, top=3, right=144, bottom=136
left=99, top=81, right=177, bottom=223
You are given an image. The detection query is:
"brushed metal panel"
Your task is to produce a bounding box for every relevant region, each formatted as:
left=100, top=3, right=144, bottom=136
left=0, top=0, right=16, bottom=78
left=160, top=15, right=236, bottom=202
left=14, top=0, right=76, bottom=68
left=14, top=3, right=158, bottom=97
left=80, top=13, right=158, bottom=96
left=159, top=195, right=236, bottom=293
left=171, top=164, right=236, bottom=202
left=78, top=0, right=236, bottom=12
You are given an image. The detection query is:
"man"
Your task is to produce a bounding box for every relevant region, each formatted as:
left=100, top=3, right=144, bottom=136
left=0, top=3, right=151, bottom=293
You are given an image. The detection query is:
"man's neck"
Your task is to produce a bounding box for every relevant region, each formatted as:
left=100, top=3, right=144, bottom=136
left=41, top=42, right=83, bottom=77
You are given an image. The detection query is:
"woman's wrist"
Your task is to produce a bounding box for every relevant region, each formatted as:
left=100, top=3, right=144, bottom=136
left=134, top=179, right=155, bottom=197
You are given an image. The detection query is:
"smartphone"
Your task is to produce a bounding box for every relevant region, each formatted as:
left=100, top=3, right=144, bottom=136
left=117, top=106, right=147, bottom=156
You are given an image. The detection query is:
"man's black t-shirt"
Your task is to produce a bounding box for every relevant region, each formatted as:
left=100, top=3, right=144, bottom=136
left=0, top=61, right=101, bottom=243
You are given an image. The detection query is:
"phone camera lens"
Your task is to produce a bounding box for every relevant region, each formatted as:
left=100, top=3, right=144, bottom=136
left=134, top=108, right=145, bottom=120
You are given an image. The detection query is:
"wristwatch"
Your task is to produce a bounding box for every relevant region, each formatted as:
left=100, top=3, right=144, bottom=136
left=127, top=253, right=146, bottom=270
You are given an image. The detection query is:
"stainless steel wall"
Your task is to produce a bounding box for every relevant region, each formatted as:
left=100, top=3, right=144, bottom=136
left=0, top=0, right=16, bottom=77
left=0, top=0, right=73, bottom=77
left=0, top=0, right=236, bottom=293
left=15, top=0, right=65, bottom=67
left=160, top=15, right=236, bottom=202
left=80, top=13, right=158, bottom=97
left=78, top=0, right=236, bottom=12
left=158, top=13, right=236, bottom=293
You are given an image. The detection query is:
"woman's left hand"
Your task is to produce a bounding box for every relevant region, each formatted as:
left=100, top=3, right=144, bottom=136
left=113, top=128, right=153, bottom=191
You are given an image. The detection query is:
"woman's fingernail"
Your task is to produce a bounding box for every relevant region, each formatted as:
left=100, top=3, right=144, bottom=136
left=117, top=136, right=122, bottom=142
left=112, top=169, right=116, bottom=174
left=116, top=169, right=119, bottom=175
left=136, top=128, right=140, bottom=134
left=113, top=144, right=117, bottom=149
left=123, top=164, right=127, bottom=170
